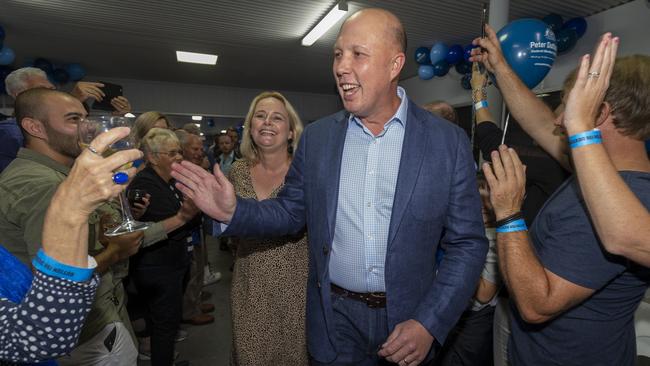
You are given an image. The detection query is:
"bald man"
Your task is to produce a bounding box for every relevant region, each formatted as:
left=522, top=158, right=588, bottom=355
left=171, top=8, right=486, bottom=366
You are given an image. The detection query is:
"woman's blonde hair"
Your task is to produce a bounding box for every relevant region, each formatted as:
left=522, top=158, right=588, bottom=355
left=240, top=91, right=303, bottom=163
left=141, top=127, right=179, bottom=162
left=133, top=111, right=171, bottom=147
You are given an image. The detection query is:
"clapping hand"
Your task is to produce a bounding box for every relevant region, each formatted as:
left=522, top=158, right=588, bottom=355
left=563, top=33, right=619, bottom=135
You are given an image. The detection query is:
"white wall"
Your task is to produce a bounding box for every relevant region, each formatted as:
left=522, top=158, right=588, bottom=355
left=401, top=0, right=650, bottom=106
left=84, top=76, right=342, bottom=122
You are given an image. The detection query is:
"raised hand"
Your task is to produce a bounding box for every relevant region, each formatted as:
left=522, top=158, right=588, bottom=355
left=563, top=33, right=619, bottom=135
left=171, top=161, right=237, bottom=223
left=70, top=81, right=105, bottom=102
left=111, top=96, right=132, bottom=115
left=482, top=145, right=526, bottom=220
left=469, top=24, right=509, bottom=74
left=377, top=319, right=434, bottom=366
left=55, top=127, right=142, bottom=221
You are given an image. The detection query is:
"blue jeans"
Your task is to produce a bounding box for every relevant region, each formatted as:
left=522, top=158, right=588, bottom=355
left=312, top=293, right=394, bottom=366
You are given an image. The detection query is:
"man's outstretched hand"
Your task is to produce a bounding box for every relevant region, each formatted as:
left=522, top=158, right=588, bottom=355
left=171, top=161, right=237, bottom=223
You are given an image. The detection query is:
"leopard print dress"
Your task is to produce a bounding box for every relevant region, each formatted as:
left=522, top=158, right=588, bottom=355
left=228, top=159, right=309, bottom=366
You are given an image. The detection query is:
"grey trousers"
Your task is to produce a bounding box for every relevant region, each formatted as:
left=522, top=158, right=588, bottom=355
left=182, top=240, right=207, bottom=319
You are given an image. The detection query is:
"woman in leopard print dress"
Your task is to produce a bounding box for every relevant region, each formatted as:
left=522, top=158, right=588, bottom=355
left=228, top=91, right=308, bottom=366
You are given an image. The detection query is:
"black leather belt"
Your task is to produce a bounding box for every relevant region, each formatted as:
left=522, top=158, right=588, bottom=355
left=331, top=283, right=386, bottom=308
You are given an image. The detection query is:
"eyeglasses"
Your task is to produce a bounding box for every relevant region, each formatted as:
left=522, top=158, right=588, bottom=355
left=154, top=150, right=183, bottom=157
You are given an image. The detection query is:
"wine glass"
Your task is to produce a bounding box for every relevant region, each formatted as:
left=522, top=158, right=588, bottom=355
left=78, top=115, right=151, bottom=236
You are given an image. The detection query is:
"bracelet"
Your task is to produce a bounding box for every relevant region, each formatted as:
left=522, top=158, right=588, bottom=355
left=474, top=100, right=488, bottom=110
left=32, top=249, right=97, bottom=282
left=496, top=219, right=528, bottom=233
left=495, top=211, right=524, bottom=228
left=569, top=129, right=602, bottom=149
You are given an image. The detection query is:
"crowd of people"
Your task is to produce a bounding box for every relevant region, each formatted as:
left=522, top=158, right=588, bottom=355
left=1, top=6, right=649, bottom=366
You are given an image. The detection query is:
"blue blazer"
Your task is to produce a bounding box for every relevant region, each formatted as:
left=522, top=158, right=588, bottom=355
left=225, top=100, right=488, bottom=362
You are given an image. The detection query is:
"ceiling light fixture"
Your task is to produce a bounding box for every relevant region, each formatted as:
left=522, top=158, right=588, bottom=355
left=194, top=123, right=201, bottom=128
left=301, top=1, right=348, bottom=47
left=192, top=115, right=203, bottom=121
left=176, top=51, right=218, bottom=65
left=124, top=113, right=136, bottom=118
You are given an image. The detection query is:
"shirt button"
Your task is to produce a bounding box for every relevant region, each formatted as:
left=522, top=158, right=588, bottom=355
left=368, top=170, right=374, bottom=175
left=367, top=234, right=373, bottom=240
left=368, top=266, right=375, bottom=273
left=367, top=202, right=371, bottom=207
left=373, top=140, right=378, bottom=144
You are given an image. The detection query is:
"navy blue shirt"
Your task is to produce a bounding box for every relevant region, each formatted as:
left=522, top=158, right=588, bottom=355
left=0, top=119, right=23, bottom=174
left=510, top=172, right=650, bottom=366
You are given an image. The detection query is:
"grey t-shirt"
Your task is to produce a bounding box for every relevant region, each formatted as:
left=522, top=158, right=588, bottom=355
left=510, top=172, right=650, bottom=366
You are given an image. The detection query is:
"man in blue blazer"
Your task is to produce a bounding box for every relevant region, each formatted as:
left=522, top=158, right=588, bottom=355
left=172, top=8, right=487, bottom=366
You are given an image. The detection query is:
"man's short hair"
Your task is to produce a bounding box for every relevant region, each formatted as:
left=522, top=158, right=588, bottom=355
left=565, top=55, right=650, bottom=140
left=217, top=132, right=231, bottom=142
left=175, top=129, right=191, bottom=147
left=4, top=67, right=48, bottom=98
left=182, top=123, right=201, bottom=135
left=422, top=101, right=458, bottom=124
left=14, top=88, right=68, bottom=139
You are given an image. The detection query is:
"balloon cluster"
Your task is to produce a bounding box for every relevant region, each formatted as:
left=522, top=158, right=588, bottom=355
left=0, top=23, right=87, bottom=94
left=29, top=58, right=86, bottom=84
left=541, top=14, right=587, bottom=54
left=415, top=14, right=587, bottom=90
left=415, top=43, right=477, bottom=81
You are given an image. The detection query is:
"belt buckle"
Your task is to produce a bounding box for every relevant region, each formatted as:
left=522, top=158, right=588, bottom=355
left=366, top=292, right=385, bottom=308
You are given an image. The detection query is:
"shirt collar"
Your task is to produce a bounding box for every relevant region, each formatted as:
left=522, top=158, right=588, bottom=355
left=16, top=147, right=71, bottom=175
left=348, top=86, right=409, bottom=129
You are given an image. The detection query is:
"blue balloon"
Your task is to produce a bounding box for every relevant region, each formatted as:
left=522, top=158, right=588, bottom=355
left=455, top=61, right=472, bottom=74
left=65, top=63, right=86, bottom=81
left=542, top=13, right=564, bottom=33
left=414, top=47, right=431, bottom=65
left=562, top=17, right=588, bottom=38
left=556, top=28, right=578, bottom=54
left=464, top=44, right=479, bottom=62
left=445, top=44, right=464, bottom=65
left=0, top=47, right=15, bottom=66
left=461, top=74, right=472, bottom=90
left=430, top=42, right=448, bottom=65
left=433, top=60, right=450, bottom=77
left=418, top=64, right=435, bottom=80
left=497, top=19, right=557, bottom=89
left=34, top=58, right=53, bottom=73
left=52, top=68, right=70, bottom=84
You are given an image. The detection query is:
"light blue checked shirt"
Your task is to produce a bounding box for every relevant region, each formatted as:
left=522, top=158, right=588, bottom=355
left=329, top=87, right=408, bottom=293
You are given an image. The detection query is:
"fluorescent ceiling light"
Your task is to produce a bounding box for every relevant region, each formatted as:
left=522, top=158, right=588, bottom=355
left=124, top=113, right=136, bottom=118
left=220, top=130, right=227, bottom=133
left=194, top=123, right=201, bottom=127
left=192, top=115, right=203, bottom=121
left=176, top=51, right=218, bottom=65
left=301, top=1, right=348, bottom=46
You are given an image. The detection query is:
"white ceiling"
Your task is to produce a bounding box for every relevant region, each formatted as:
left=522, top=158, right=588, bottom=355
left=1, top=0, right=631, bottom=94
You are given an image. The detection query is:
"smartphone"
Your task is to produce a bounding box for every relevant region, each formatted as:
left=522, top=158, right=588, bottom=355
left=92, top=81, right=123, bottom=111
left=127, top=189, right=147, bottom=206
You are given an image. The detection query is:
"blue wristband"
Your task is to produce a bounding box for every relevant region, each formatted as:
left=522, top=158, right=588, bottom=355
left=474, top=100, right=488, bottom=110
left=32, top=249, right=95, bottom=282
left=569, top=130, right=602, bottom=149
left=496, top=219, right=527, bottom=233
